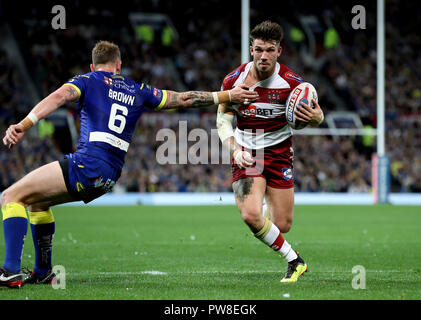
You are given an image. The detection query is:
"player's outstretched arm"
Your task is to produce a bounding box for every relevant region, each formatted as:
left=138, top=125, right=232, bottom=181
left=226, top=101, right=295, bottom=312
left=160, top=84, right=258, bottom=110
left=2, top=84, right=79, bottom=149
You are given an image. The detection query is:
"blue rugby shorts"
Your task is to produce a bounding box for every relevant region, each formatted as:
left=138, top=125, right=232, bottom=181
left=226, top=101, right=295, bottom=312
left=59, top=152, right=121, bottom=203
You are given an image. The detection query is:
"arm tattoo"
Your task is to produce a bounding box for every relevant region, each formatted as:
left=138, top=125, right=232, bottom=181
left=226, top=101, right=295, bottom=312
left=184, top=91, right=213, bottom=107
left=232, top=177, right=254, bottom=202
left=67, top=86, right=77, bottom=97
left=167, top=91, right=180, bottom=108
left=66, top=86, right=79, bottom=101
left=163, top=91, right=214, bottom=109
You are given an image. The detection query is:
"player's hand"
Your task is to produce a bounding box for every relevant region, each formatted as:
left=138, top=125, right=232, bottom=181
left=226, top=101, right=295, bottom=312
left=229, top=84, right=259, bottom=105
left=233, top=149, right=254, bottom=169
left=295, top=99, right=324, bottom=127
left=2, top=123, right=26, bottom=149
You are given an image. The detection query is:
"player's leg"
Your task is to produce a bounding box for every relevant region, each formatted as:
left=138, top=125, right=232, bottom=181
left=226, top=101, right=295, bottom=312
left=0, top=161, right=73, bottom=287
left=265, top=186, right=294, bottom=232
left=25, top=203, right=56, bottom=284
left=233, top=177, right=267, bottom=233
left=265, top=186, right=307, bottom=282
left=0, top=160, right=73, bottom=208
left=232, top=177, right=294, bottom=262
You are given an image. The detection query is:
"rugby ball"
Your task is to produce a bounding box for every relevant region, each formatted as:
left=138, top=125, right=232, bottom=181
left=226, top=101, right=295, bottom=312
left=285, top=82, right=318, bottom=130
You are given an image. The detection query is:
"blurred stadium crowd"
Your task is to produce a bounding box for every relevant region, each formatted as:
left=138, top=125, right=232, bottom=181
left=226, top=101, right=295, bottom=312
left=1, top=0, right=420, bottom=193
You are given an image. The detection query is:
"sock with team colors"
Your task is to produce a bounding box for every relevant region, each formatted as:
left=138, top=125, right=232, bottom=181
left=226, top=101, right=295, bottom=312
left=28, top=209, right=55, bottom=276
left=254, top=217, right=298, bottom=262
left=1, top=202, right=28, bottom=274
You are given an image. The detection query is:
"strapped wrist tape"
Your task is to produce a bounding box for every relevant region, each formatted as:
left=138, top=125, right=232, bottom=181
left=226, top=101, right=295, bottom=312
left=19, top=113, right=39, bottom=131
left=213, top=91, right=232, bottom=105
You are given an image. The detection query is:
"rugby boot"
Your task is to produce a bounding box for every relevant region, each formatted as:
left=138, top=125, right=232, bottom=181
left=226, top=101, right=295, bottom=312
left=281, top=252, right=308, bottom=283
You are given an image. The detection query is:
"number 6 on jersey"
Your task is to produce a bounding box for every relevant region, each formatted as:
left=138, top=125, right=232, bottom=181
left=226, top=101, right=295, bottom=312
left=108, top=103, right=128, bottom=134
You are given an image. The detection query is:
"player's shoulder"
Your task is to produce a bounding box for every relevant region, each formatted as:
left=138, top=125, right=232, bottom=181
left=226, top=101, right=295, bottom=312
left=223, top=63, right=248, bottom=81
left=222, top=63, right=248, bottom=88
left=277, top=63, right=304, bottom=87
left=67, top=72, right=92, bottom=83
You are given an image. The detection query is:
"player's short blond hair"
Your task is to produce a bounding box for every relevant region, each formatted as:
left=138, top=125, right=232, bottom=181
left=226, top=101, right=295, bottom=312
left=250, top=20, right=284, bottom=45
left=92, top=40, right=121, bottom=67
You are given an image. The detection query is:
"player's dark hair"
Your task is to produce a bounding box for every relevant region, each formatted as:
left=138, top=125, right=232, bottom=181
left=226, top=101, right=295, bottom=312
left=92, top=40, right=121, bottom=66
left=250, top=20, right=284, bottom=45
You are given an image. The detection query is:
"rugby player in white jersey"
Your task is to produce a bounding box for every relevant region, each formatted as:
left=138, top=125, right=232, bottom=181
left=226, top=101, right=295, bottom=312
left=217, top=21, right=324, bottom=282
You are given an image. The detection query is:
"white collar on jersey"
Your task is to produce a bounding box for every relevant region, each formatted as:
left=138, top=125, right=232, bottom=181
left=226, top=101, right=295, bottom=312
left=234, top=62, right=288, bottom=90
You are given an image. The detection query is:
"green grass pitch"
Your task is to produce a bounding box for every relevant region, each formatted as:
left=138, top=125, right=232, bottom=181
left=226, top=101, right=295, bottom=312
left=0, top=204, right=420, bottom=300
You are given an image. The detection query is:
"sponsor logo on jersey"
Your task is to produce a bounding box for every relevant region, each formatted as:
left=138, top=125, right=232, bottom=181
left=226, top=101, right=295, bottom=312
left=267, top=91, right=281, bottom=104
left=113, top=80, right=136, bottom=93
left=224, top=69, right=240, bottom=81
left=153, top=88, right=162, bottom=99
left=238, top=104, right=273, bottom=117
left=282, top=168, right=293, bottom=181
left=284, top=71, right=303, bottom=83
left=104, top=77, right=113, bottom=86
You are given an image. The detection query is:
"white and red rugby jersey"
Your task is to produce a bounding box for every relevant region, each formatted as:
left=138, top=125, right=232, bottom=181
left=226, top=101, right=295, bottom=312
left=221, top=62, right=303, bottom=149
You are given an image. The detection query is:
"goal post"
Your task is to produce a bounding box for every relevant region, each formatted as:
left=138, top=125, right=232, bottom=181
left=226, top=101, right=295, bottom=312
left=371, top=153, right=390, bottom=204
left=375, top=0, right=390, bottom=204
left=241, top=0, right=250, bottom=64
